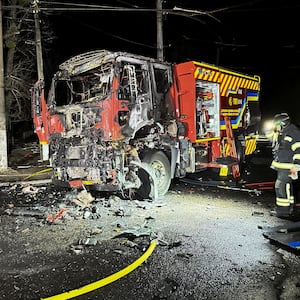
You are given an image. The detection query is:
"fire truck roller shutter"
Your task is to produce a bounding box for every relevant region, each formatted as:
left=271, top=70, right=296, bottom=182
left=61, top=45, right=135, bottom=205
left=137, top=151, right=171, bottom=198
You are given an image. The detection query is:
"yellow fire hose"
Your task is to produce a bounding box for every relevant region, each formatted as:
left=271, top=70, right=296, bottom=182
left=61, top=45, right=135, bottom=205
left=24, top=168, right=53, bottom=180
left=41, top=240, right=158, bottom=300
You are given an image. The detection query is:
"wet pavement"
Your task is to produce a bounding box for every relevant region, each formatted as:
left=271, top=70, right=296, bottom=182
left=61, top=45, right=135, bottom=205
left=1, top=141, right=300, bottom=299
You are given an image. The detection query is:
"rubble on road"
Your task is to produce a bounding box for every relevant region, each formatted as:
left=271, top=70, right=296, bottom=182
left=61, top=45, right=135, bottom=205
left=0, top=179, right=170, bottom=254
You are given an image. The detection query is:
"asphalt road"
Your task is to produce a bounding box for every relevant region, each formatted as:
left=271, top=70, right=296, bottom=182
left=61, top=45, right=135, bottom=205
left=1, top=142, right=300, bottom=300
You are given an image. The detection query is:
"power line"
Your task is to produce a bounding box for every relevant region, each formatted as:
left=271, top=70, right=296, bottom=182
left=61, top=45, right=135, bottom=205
left=38, top=1, right=216, bottom=21
left=41, top=1, right=122, bottom=8
left=72, top=18, right=158, bottom=49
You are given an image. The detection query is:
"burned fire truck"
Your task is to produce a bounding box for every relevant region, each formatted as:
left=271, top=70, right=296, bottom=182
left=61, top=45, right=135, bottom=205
left=32, top=50, right=261, bottom=199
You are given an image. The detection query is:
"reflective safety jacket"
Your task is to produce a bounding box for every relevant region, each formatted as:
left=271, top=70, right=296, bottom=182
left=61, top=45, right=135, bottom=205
left=271, top=123, right=300, bottom=170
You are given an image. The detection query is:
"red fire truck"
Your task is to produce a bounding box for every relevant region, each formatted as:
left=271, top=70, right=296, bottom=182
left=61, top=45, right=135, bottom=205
left=32, top=50, right=261, bottom=199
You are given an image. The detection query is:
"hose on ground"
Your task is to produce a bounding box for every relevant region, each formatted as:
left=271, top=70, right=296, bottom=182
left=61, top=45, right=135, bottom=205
left=41, top=240, right=158, bottom=300
left=24, top=167, right=53, bottom=180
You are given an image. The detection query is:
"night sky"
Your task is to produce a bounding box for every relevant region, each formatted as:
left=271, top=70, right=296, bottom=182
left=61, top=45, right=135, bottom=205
left=40, top=0, right=300, bottom=124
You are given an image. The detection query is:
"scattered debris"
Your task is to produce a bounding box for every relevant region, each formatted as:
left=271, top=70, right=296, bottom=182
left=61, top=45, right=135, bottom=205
left=122, top=240, right=138, bottom=248
left=134, top=200, right=166, bottom=209
left=90, top=227, right=103, bottom=235
left=113, top=249, right=127, bottom=255
left=71, top=190, right=95, bottom=208
left=168, top=241, right=182, bottom=249
left=115, top=226, right=152, bottom=238
left=252, top=211, right=264, bottom=217
left=47, top=209, right=66, bottom=223
left=176, top=253, right=193, bottom=260
left=0, top=176, right=171, bottom=262
left=180, top=177, right=264, bottom=195
left=70, top=244, right=85, bottom=255
left=78, top=237, right=98, bottom=246
left=83, top=209, right=92, bottom=219
left=150, top=232, right=168, bottom=246
left=21, top=185, right=40, bottom=194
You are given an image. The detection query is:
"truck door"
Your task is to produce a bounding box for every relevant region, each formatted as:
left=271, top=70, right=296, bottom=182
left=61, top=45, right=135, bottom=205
left=151, top=63, right=173, bottom=122
left=117, top=60, right=152, bottom=136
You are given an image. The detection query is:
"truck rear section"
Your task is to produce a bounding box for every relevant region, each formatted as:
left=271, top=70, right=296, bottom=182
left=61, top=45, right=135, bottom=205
left=32, top=50, right=261, bottom=199
left=172, top=61, right=261, bottom=178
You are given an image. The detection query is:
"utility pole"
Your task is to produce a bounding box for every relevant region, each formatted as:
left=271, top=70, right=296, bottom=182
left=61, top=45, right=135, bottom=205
left=0, top=0, right=8, bottom=170
left=32, top=0, right=44, bottom=80
left=33, top=0, right=48, bottom=161
left=156, top=0, right=163, bottom=61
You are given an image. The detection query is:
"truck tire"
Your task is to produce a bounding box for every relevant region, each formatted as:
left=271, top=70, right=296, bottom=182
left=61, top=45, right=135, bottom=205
left=145, top=151, right=171, bottom=196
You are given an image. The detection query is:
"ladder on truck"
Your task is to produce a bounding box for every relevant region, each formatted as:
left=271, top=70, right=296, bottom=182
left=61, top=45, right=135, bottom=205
left=224, top=116, right=240, bottom=179
left=124, top=65, right=138, bottom=99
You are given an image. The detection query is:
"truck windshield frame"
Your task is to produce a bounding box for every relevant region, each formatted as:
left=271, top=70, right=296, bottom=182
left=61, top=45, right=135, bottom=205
left=48, top=62, right=114, bottom=108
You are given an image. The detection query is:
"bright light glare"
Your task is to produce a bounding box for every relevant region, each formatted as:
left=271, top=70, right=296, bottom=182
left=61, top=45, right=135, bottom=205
left=262, top=119, right=275, bottom=139
left=263, top=120, right=275, bottom=133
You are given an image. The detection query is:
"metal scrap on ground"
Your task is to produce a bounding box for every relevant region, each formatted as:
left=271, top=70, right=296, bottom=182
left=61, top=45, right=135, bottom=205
left=263, top=221, right=300, bottom=252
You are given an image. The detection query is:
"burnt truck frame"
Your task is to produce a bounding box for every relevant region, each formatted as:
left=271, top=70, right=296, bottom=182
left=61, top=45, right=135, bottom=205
left=32, top=50, right=261, bottom=200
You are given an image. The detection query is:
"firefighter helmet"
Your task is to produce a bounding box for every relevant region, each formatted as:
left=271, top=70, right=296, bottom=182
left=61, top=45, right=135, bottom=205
left=273, top=113, right=290, bottom=128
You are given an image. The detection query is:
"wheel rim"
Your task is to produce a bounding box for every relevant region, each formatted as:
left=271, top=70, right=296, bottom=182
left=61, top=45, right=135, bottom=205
left=151, top=160, right=168, bottom=192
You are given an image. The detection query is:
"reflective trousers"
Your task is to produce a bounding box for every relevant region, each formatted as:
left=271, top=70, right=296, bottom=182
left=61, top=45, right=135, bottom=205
left=275, top=170, right=294, bottom=216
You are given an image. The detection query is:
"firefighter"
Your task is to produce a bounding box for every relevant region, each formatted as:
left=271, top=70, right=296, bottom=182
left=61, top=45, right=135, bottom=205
left=270, top=113, right=300, bottom=217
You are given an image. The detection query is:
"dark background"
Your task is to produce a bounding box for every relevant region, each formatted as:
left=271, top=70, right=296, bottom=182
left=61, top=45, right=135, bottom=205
left=40, top=0, right=300, bottom=126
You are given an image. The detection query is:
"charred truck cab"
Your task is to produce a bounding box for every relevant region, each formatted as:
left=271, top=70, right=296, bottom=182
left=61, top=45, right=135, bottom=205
left=32, top=50, right=261, bottom=200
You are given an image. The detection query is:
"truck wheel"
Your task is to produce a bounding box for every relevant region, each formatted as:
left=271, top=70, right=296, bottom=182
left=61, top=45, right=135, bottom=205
left=144, top=151, right=171, bottom=196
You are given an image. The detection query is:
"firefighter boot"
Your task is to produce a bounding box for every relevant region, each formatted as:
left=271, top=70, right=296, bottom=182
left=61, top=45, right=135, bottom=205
left=276, top=205, right=293, bottom=218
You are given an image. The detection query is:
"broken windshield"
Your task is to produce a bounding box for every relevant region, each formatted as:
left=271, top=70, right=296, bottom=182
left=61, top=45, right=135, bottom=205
left=48, top=63, right=113, bottom=107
